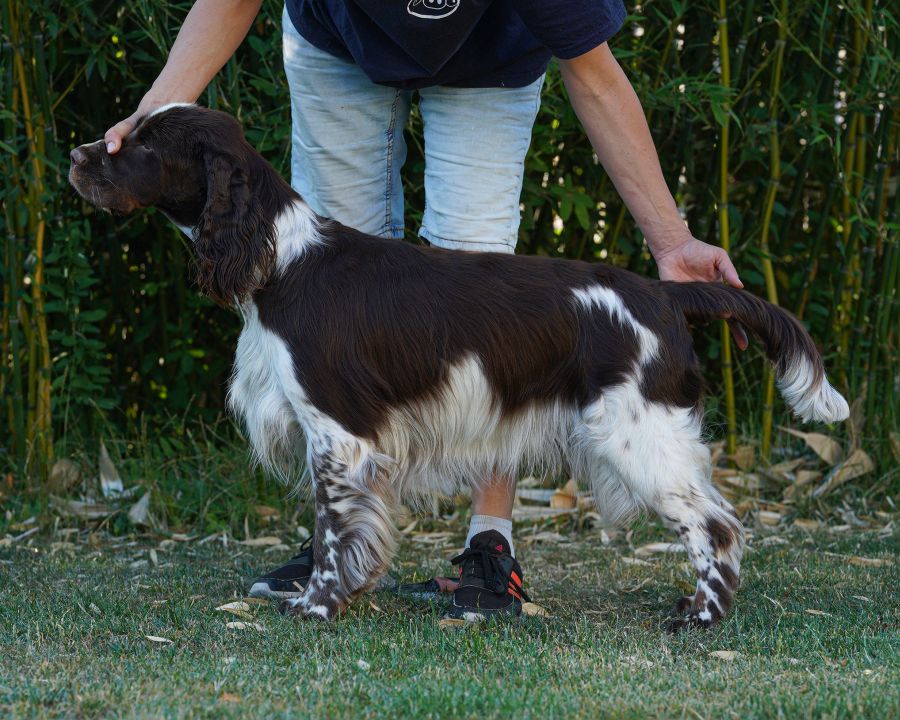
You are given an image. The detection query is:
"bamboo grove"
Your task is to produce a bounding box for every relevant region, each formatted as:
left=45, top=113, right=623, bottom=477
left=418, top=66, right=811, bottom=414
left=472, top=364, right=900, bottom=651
left=2, top=1, right=898, bottom=485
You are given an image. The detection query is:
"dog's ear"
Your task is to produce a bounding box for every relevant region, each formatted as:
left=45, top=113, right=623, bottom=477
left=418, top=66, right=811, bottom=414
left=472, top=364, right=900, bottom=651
left=194, top=151, right=276, bottom=305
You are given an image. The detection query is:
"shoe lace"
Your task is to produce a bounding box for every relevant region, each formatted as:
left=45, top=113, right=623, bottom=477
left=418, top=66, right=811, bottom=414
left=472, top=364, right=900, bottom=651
left=450, top=547, right=530, bottom=602
left=290, top=535, right=313, bottom=560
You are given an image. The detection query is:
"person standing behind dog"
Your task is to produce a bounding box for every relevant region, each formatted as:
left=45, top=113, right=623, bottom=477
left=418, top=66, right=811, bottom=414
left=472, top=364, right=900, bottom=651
left=106, top=0, right=743, bottom=620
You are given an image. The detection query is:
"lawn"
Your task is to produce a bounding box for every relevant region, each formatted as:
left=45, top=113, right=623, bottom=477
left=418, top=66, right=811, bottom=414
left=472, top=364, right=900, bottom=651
left=1, top=522, right=897, bottom=719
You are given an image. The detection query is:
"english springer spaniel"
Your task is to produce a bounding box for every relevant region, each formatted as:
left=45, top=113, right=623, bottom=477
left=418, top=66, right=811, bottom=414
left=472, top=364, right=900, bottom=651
left=69, top=105, right=848, bottom=627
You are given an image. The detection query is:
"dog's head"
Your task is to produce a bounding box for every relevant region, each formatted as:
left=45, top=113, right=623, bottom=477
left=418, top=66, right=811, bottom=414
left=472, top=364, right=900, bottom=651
left=69, top=104, right=291, bottom=304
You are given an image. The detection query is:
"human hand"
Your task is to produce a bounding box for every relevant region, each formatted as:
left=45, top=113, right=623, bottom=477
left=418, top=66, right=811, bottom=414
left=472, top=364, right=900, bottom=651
left=655, top=237, right=748, bottom=349
left=103, top=96, right=172, bottom=154
left=655, top=236, right=742, bottom=287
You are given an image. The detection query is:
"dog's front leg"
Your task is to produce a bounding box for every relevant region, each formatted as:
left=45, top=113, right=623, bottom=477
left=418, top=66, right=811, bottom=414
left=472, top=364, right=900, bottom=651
left=281, top=445, right=396, bottom=621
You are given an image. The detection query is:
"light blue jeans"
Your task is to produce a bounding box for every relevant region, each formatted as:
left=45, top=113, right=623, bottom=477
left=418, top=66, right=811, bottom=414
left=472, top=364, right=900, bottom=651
left=282, top=7, right=544, bottom=253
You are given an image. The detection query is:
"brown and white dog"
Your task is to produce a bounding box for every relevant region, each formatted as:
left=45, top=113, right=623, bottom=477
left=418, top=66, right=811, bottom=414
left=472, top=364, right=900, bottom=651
left=69, top=105, right=848, bottom=627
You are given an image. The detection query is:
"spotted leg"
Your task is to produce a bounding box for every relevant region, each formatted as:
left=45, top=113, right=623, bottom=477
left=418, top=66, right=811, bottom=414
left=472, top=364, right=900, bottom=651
left=579, top=386, right=745, bottom=629
left=281, top=444, right=396, bottom=620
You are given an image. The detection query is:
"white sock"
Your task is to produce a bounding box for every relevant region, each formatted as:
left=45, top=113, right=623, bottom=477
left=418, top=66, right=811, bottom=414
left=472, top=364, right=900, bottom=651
left=466, top=514, right=515, bottom=557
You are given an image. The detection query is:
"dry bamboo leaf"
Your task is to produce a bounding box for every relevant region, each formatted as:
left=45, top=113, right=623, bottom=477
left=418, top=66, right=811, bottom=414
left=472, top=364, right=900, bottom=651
left=145, top=635, right=173, bottom=644
left=127, top=492, right=151, bottom=527
left=634, top=542, right=685, bottom=556
left=512, top=506, right=576, bottom=521
left=733, top=445, right=755, bottom=471
left=824, top=552, right=893, bottom=568
left=99, top=440, right=125, bottom=498
left=795, top=470, right=822, bottom=485
left=225, top=621, right=265, bottom=632
left=400, top=520, right=418, bottom=535
left=238, top=536, right=283, bottom=547
left=768, top=458, right=807, bottom=479
left=524, top=531, right=568, bottom=544
left=804, top=609, right=831, bottom=616
left=48, top=459, right=81, bottom=494
left=620, top=556, right=653, bottom=566
left=49, top=495, right=113, bottom=520
left=709, top=650, right=740, bottom=661
left=779, top=427, right=843, bottom=465
left=254, top=505, right=279, bottom=519
left=438, top=617, right=468, bottom=629
left=792, top=518, right=821, bottom=531
left=216, top=601, right=254, bottom=619
left=241, top=597, right=269, bottom=606
left=758, top=510, right=782, bottom=526
left=368, top=601, right=383, bottom=613
left=550, top=491, right=577, bottom=509
left=813, top=448, right=874, bottom=498
left=219, top=693, right=241, bottom=704
left=516, top=489, right=555, bottom=504
left=521, top=602, right=551, bottom=617
left=149, top=548, right=158, bottom=566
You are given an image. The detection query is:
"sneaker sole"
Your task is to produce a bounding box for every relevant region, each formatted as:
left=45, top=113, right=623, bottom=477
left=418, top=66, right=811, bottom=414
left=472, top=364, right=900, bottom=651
left=247, top=582, right=304, bottom=600
left=444, top=600, right=522, bottom=623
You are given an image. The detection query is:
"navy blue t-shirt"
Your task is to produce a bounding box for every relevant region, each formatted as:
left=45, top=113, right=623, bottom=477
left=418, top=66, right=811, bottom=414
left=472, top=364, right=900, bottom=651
left=285, top=0, right=627, bottom=89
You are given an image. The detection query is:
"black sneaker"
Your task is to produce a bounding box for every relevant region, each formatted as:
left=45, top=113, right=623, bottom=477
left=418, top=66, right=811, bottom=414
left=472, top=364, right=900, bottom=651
left=396, top=576, right=459, bottom=601
left=248, top=537, right=313, bottom=599
left=445, top=530, right=530, bottom=622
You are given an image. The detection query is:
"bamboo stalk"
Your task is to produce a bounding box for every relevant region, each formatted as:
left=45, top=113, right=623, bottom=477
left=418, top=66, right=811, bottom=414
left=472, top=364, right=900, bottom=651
left=759, top=0, right=788, bottom=460
left=717, top=0, right=737, bottom=458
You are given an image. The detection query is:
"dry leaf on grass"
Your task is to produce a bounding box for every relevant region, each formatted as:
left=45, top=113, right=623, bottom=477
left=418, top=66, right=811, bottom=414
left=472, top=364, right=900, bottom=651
left=804, top=609, right=831, bottom=616
left=219, top=693, right=241, bottom=704
left=758, top=510, right=783, bottom=526
left=438, top=617, right=468, bottom=629
left=709, top=650, right=740, bottom=661
left=225, top=621, right=265, bottom=632
left=634, top=542, right=685, bottom=556
left=521, top=602, right=550, bottom=617
left=145, top=635, right=173, bottom=644
left=779, top=427, right=843, bottom=465
left=238, top=536, right=283, bottom=547
left=241, top=597, right=269, bottom=606
left=619, top=556, right=653, bottom=567
left=216, top=601, right=254, bottom=619
left=824, top=552, right=893, bottom=568
left=813, top=449, right=874, bottom=498
left=356, top=659, right=370, bottom=671
left=792, top=519, right=821, bottom=531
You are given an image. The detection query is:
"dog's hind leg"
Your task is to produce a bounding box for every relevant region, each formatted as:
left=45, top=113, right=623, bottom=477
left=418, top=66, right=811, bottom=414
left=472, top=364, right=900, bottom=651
left=282, top=441, right=397, bottom=621
left=579, top=382, right=745, bottom=629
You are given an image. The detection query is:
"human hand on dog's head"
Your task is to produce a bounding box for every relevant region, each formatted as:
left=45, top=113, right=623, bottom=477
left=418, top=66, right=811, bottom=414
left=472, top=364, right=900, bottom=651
left=104, top=95, right=181, bottom=154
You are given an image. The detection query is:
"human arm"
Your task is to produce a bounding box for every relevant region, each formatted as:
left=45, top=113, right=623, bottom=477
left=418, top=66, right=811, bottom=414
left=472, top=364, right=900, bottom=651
left=104, top=0, right=264, bottom=153
left=558, top=43, right=742, bottom=288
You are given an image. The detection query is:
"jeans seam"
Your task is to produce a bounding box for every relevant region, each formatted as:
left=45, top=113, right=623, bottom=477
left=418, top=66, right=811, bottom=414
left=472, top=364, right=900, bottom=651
left=384, top=91, right=401, bottom=237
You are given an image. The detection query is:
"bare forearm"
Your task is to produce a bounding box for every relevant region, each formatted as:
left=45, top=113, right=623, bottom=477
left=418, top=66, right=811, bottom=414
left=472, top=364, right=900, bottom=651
left=559, top=44, right=689, bottom=258
left=144, top=0, right=264, bottom=105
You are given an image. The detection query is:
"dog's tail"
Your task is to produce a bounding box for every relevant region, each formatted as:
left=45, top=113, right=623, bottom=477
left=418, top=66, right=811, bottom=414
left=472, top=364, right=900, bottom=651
left=663, top=282, right=849, bottom=423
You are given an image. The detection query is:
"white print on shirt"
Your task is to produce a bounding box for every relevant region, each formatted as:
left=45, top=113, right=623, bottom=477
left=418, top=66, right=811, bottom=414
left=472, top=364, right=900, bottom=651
left=407, top=0, right=460, bottom=20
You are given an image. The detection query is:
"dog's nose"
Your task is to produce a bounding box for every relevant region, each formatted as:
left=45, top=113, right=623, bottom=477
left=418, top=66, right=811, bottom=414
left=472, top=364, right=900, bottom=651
left=70, top=147, right=88, bottom=166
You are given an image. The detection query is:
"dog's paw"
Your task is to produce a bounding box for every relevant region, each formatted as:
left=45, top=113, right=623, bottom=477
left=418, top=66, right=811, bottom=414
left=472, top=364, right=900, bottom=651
left=278, top=596, right=342, bottom=621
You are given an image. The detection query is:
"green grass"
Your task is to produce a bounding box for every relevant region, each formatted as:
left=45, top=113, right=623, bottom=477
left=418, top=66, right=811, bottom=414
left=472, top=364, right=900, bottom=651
left=1, top=525, right=898, bottom=719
